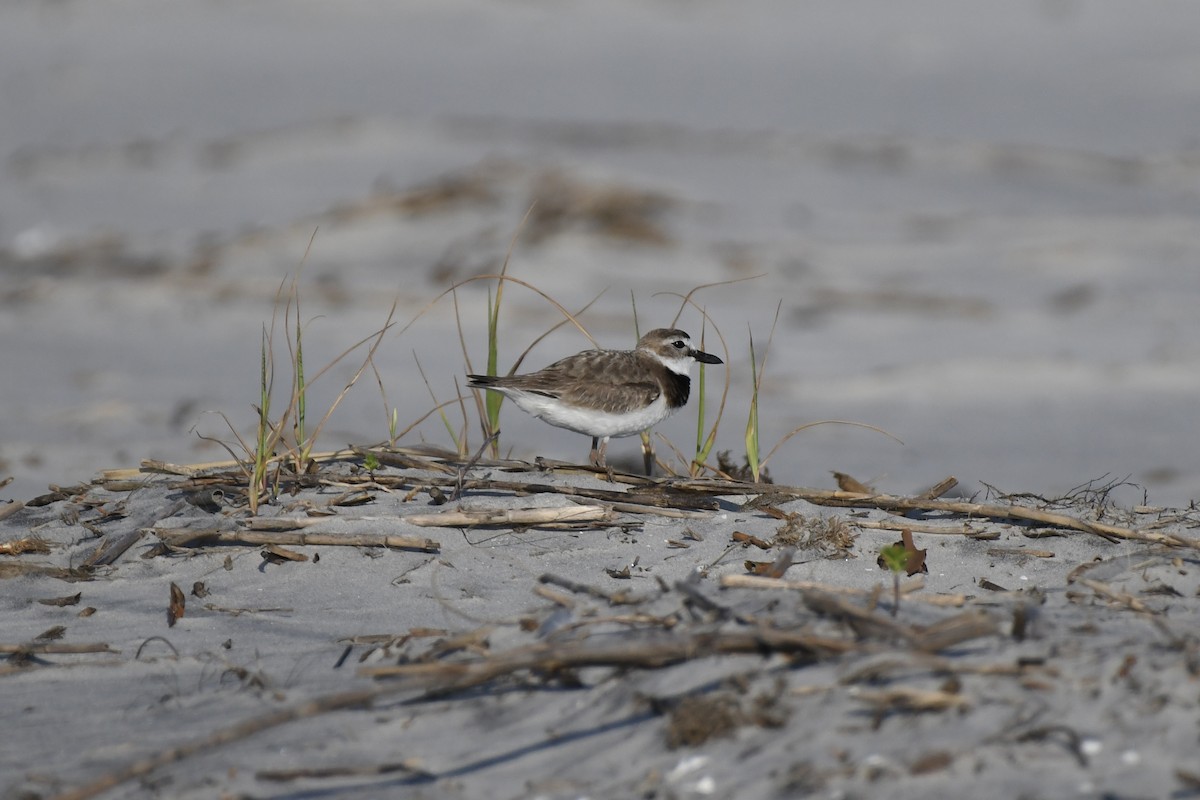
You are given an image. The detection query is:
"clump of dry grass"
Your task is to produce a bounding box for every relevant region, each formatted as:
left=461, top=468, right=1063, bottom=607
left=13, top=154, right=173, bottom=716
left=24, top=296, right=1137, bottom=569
left=662, top=680, right=790, bottom=749
left=0, top=535, right=51, bottom=556
left=663, top=692, right=743, bottom=749
left=772, top=513, right=857, bottom=558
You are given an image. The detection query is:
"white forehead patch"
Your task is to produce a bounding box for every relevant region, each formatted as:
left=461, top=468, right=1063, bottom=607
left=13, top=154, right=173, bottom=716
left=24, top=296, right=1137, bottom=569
left=647, top=335, right=698, bottom=375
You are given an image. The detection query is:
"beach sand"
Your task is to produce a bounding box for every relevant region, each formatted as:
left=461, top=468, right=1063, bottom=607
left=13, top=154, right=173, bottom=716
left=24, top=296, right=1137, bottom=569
left=3, top=3, right=1200, bottom=797
left=3, top=451, right=1198, bottom=799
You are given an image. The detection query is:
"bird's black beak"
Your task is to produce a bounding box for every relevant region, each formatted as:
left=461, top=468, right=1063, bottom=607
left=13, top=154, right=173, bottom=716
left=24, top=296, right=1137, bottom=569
left=693, top=350, right=723, bottom=365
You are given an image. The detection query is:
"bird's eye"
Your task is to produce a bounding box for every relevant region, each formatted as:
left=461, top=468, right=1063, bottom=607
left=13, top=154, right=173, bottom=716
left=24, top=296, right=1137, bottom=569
left=672, top=340, right=686, bottom=349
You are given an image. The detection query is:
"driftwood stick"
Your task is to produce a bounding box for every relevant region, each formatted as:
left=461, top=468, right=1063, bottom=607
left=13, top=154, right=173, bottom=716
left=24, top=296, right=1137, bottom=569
left=82, top=500, right=187, bottom=567
left=539, top=573, right=642, bottom=606
left=443, top=478, right=718, bottom=510
left=153, top=528, right=440, bottom=553
left=0, top=562, right=92, bottom=581
left=0, top=501, right=26, bottom=522
left=0, top=642, right=118, bottom=654
left=359, top=627, right=859, bottom=687
left=798, top=591, right=996, bottom=652
left=351, top=446, right=459, bottom=475
left=1077, top=578, right=1158, bottom=614
left=606, top=501, right=711, bottom=519
left=242, top=517, right=331, bottom=531
left=851, top=519, right=986, bottom=536
left=348, top=472, right=716, bottom=510
left=82, top=530, right=146, bottom=568
left=915, top=476, right=959, bottom=500
left=405, top=505, right=609, bottom=528
left=720, top=573, right=968, bottom=607
left=257, top=760, right=431, bottom=782
left=848, top=685, right=971, bottom=712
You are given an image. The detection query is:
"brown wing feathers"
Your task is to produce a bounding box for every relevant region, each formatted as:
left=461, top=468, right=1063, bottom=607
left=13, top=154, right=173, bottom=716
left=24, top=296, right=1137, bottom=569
left=469, top=350, right=673, bottom=408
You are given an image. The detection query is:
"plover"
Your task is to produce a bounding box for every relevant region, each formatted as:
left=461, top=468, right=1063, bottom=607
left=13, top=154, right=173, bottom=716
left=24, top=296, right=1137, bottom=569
left=468, top=328, right=723, bottom=467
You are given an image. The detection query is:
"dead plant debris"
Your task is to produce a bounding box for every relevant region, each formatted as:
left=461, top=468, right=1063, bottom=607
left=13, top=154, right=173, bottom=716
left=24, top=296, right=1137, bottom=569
left=663, top=692, right=743, bottom=749
left=773, top=512, right=857, bottom=558
left=660, top=679, right=789, bottom=749
left=732, top=530, right=771, bottom=549
left=876, top=529, right=928, bottom=577
left=167, top=582, right=185, bottom=627
left=35, top=625, right=66, bottom=641
left=37, top=592, right=82, bottom=607
left=0, top=535, right=51, bottom=555
left=832, top=471, right=873, bottom=493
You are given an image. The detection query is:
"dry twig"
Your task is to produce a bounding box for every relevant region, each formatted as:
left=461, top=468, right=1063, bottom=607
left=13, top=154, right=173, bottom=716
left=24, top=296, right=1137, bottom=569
left=406, top=505, right=609, bottom=528
left=153, top=528, right=439, bottom=553
left=720, top=574, right=967, bottom=607
left=359, top=626, right=856, bottom=687
left=665, top=480, right=1197, bottom=549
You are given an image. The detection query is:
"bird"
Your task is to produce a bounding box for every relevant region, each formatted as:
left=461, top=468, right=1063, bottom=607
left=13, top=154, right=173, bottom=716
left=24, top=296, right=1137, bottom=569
left=468, top=328, right=723, bottom=467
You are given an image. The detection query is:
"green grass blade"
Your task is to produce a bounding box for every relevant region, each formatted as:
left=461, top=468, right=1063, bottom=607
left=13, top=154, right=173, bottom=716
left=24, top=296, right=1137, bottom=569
left=293, top=292, right=307, bottom=464
left=694, top=324, right=713, bottom=471
left=252, top=325, right=272, bottom=513
left=744, top=329, right=760, bottom=482
left=485, top=286, right=503, bottom=452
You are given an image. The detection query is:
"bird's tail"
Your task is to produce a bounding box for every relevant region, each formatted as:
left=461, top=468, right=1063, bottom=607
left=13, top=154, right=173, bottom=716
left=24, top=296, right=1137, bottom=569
left=466, top=374, right=500, bottom=388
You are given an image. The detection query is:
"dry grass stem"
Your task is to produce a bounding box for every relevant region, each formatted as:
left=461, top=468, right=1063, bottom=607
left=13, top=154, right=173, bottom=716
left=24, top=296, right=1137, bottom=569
left=82, top=530, right=147, bottom=567
left=0, top=535, right=50, bottom=555
left=202, top=603, right=294, bottom=616
left=153, top=528, right=440, bottom=553
left=851, top=519, right=986, bottom=536
left=538, top=573, right=644, bottom=606
left=1077, top=578, right=1158, bottom=614
left=721, top=574, right=968, bottom=608
left=848, top=686, right=970, bottom=712
left=243, top=517, right=329, bottom=531
left=405, top=505, right=609, bottom=528
left=358, top=627, right=858, bottom=686
left=663, top=479, right=1199, bottom=549
left=916, top=476, right=960, bottom=500
left=605, top=501, right=711, bottom=519
left=0, top=642, right=117, bottom=654
left=257, top=760, right=431, bottom=782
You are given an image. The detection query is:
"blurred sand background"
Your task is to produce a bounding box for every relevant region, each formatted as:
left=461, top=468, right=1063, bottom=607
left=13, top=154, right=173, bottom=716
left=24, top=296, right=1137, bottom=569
left=2, top=0, right=1199, bottom=506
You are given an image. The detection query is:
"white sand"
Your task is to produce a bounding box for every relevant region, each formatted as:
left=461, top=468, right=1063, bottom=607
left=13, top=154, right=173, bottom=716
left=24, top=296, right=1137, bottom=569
left=3, top=456, right=1198, bottom=799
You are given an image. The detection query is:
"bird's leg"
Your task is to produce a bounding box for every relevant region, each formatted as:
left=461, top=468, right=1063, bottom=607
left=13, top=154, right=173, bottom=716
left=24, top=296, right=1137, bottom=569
left=598, top=438, right=615, bottom=482
left=589, top=437, right=614, bottom=481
